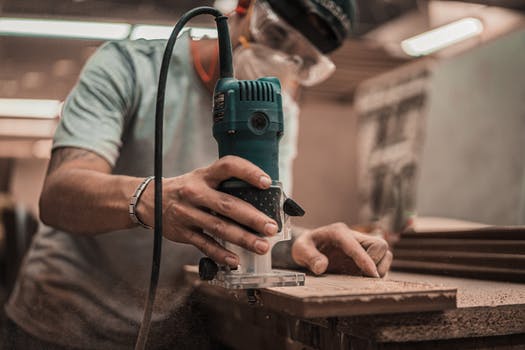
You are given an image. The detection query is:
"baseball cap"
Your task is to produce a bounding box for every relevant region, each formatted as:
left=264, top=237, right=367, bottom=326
left=263, top=0, right=357, bottom=53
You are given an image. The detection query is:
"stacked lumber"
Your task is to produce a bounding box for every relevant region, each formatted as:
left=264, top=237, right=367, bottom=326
left=392, top=226, right=525, bottom=282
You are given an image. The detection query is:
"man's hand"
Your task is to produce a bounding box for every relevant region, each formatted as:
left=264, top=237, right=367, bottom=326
left=291, top=223, right=393, bottom=277
left=137, top=155, right=279, bottom=269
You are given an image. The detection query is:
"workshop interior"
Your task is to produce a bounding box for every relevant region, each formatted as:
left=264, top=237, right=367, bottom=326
left=0, top=0, right=524, bottom=349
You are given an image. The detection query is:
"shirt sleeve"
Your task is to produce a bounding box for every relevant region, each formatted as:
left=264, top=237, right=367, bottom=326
left=53, top=41, right=137, bottom=167
left=278, top=92, right=300, bottom=195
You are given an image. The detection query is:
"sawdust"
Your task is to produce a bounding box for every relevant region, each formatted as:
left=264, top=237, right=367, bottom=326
left=389, top=271, right=525, bottom=307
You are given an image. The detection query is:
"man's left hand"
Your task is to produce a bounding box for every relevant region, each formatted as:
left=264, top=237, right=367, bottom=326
left=291, top=223, right=393, bottom=277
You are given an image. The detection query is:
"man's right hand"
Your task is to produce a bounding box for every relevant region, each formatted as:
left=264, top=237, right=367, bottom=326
left=136, top=155, right=279, bottom=268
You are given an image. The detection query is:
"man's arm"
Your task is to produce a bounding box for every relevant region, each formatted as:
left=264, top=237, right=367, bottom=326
left=39, top=147, right=284, bottom=269
left=39, top=147, right=142, bottom=235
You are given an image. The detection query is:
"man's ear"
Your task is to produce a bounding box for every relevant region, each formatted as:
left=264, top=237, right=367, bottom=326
left=235, top=0, right=252, bottom=16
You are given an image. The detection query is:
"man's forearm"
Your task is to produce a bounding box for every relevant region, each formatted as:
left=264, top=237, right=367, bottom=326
left=40, top=168, right=142, bottom=235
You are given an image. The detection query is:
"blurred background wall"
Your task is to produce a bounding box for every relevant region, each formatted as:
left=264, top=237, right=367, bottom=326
left=417, top=29, right=525, bottom=225
left=292, top=99, right=359, bottom=228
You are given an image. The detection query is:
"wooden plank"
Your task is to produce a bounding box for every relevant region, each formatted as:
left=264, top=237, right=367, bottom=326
left=185, top=266, right=456, bottom=318
left=403, top=227, right=525, bottom=240
left=393, top=250, right=525, bottom=269
left=199, top=296, right=525, bottom=349
left=337, top=272, right=525, bottom=342
left=337, top=306, right=525, bottom=343
left=190, top=271, right=524, bottom=349
left=388, top=271, right=525, bottom=308
left=264, top=276, right=456, bottom=318
left=413, top=217, right=489, bottom=231
left=392, top=260, right=525, bottom=282
left=395, top=239, right=525, bottom=254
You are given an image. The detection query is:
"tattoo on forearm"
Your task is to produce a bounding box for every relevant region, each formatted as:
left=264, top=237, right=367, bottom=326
left=47, top=147, right=101, bottom=174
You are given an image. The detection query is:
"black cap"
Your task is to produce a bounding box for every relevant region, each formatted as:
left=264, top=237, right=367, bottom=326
left=264, top=0, right=357, bottom=53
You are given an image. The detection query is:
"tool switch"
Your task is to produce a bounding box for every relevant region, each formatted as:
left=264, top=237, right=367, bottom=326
left=283, top=198, right=305, bottom=217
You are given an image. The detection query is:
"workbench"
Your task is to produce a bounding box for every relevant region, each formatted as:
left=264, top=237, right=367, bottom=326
left=185, top=267, right=525, bottom=350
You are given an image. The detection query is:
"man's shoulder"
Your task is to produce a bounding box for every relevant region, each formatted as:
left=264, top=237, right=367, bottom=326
left=102, top=38, right=168, bottom=59
left=83, top=39, right=172, bottom=80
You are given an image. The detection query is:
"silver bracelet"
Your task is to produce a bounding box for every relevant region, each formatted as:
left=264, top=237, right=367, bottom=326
left=129, top=176, right=155, bottom=229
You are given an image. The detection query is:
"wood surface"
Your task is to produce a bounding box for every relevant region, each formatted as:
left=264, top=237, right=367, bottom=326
left=412, top=216, right=489, bottom=231
left=393, top=250, right=525, bottom=269
left=403, top=226, right=525, bottom=240
left=395, top=238, right=525, bottom=254
left=191, top=270, right=525, bottom=350
left=392, top=260, right=525, bottom=283
left=200, top=301, right=525, bottom=350
left=185, top=266, right=456, bottom=318
left=388, top=272, right=525, bottom=308
left=394, top=221, right=525, bottom=282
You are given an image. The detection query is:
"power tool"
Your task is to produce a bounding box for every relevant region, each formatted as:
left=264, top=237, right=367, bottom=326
left=198, top=76, right=306, bottom=290
left=136, top=6, right=305, bottom=349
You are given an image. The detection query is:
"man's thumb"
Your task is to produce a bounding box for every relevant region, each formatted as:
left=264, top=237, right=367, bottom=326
left=292, top=238, right=329, bottom=275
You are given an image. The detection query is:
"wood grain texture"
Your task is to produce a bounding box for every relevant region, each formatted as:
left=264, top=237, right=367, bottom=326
left=412, top=217, right=489, bottom=231
left=394, top=223, right=525, bottom=282
left=185, top=266, right=456, bottom=318
left=388, top=271, right=525, bottom=308
left=393, top=250, right=525, bottom=269
left=403, top=226, right=525, bottom=240
left=395, top=239, right=525, bottom=254
left=198, top=295, right=525, bottom=348
left=190, top=270, right=525, bottom=349
left=337, top=305, right=525, bottom=343
left=392, top=260, right=525, bottom=282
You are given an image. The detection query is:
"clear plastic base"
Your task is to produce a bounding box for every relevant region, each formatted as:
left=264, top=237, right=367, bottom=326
left=209, top=269, right=305, bottom=289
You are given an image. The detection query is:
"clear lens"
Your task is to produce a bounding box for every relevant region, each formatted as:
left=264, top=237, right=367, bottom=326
left=299, top=54, right=336, bottom=86
left=249, top=1, right=336, bottom=86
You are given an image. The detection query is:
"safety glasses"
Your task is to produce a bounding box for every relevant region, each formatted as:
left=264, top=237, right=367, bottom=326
left=249, top=1, right=336, bottom=86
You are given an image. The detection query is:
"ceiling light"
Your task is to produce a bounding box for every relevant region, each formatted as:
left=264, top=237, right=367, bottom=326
left=401, top=18, right=484, bottom=57
left=130, top=24, right=174, bottom=40
left=189, top=27, right=218, bottom=40
left=130, top=25, right=217, bottom=40
left=0, top=99, right=61, bottom=119
left=0, top=17, right=131, bottom=40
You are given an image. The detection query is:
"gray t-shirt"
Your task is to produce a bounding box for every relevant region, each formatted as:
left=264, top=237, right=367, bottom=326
left=6, top=30, right=299, bottom=349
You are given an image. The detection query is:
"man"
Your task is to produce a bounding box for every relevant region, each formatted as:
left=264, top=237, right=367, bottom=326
left=6, top=0, right=392, bottom=348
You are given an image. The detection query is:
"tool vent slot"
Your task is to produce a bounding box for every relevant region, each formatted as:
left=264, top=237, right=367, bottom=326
left=238, top=81, right=275, bottom=102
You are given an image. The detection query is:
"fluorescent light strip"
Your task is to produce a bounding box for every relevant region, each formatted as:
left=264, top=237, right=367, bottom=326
left=190, top=27, right=218, bottom=40
left=0, top=17, right=131, bottom=40
left=401, top=18, right=484, bottom=57
left=130, top=25, right=217, bottom=40
left=130, top=24, right=174, bottom=40
left=0, top=99, right=61, bottom=119
left=0, top=17, right=217, bottom=41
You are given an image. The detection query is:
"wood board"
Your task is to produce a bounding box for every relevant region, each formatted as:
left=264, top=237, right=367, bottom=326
left=395, top=239, right=525, bottom=254
left=394, top=250, right=525, bottom=269
left=402, top=226, right=525, bottom=240
left=392, top=260, right=525, bottom=282
left=194, top=271, right=525, bottom=350
left=184, top=266, right=456, bottom=318
left=393, top=225, right=525, bottom=282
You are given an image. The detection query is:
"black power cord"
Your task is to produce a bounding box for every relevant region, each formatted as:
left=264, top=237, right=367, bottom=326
left=135, top=7, right=233, bottom=350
